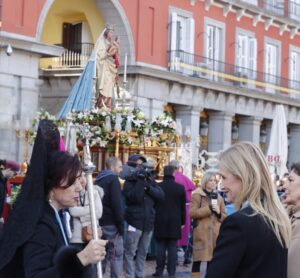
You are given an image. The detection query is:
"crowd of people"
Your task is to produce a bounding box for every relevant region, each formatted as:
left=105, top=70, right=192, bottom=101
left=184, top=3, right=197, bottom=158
left=0, top=120, right=300, bottom=278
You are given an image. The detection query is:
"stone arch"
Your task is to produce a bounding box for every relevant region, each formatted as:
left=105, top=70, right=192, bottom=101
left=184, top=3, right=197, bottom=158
left=36, top=0, right=135, bottom=64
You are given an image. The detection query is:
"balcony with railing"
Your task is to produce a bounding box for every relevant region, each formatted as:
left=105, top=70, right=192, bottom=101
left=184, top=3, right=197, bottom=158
left=40, top=43, right=94, bottom=70
left=289, top=1, right=300, bottom=21
left=238, top=0, right=300, bottom=22
left=168, top=50, right=300, bottom=98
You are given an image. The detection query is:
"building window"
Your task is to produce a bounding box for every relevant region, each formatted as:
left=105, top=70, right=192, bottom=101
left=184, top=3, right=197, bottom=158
left=169, top=8, right=194, bottom=71
left=62, top=22, right=93, bottom=55
left=236, top=33, right=257, bottom=80
left=242, top=0, right=258, bottom=5
left=203, top=18, right=225, bottom=73
left=264, top=0, right=284, bottom=15
left=289, top=0, right=300, bottom=21
left=264, top=40, right=281, bottom=93
left=289, top=48, right=300, bottom=93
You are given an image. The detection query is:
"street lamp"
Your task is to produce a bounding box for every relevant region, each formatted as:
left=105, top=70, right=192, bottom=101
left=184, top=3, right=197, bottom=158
left=200, top=121, right=209, bottom=137
left=232, top=124, right=239, bottom=141
left=260, top=128, right=267, bottom=144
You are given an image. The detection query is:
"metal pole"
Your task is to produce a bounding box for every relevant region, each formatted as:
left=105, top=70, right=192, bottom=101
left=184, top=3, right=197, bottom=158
left=82, top=124, right=103, bottom=278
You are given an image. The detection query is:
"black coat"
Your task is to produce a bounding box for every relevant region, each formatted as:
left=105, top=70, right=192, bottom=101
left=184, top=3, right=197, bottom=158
left=0, top=171, right=6, bottom=217
left=154, top=176, right=186, bottom=239
left=123, top=178, right=164, bottom=232
left=96, top=173, right=124, bottom=235
left=0, top=203, right=90, bottom=278
left=205, top=206, right=288, bottom=278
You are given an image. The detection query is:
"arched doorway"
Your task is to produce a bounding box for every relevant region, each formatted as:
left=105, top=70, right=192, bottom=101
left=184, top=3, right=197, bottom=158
left=36, top=0, right=135, bottom=65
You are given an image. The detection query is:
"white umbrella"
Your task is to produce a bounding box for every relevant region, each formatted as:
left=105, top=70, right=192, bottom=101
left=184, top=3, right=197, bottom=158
left=266, top=104, right=288, bottom=179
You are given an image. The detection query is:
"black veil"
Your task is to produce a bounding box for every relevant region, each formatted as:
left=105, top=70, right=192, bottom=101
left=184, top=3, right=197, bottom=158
left=0, top=120, right=60, bottom=271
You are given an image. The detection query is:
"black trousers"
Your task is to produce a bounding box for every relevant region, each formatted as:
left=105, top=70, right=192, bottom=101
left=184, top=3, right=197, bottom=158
left=155, top=238, right=177, bottom=277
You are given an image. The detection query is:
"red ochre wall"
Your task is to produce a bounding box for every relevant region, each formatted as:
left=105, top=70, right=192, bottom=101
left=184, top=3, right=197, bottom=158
left=1, top=0, right=46, bottom=37
left=2, top=0, right=300, bottom=81
left=119, top=0, right=300, bottom=81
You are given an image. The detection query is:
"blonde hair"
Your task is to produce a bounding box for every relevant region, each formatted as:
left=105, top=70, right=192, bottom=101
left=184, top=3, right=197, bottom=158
left=201, top=170, right=217, bottom=190
left=219, top=141, right=291, bottom=248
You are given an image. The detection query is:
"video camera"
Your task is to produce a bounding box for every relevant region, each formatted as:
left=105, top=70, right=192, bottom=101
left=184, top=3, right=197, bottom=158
left=120, top=162, right=156, bottom=180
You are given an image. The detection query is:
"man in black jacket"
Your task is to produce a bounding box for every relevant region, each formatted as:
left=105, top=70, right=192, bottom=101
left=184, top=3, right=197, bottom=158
left=95, top=157, right=124, bottom=278
left=122, top=154, right=165, bottom=278
left=153, top=165, right=186, bottom=278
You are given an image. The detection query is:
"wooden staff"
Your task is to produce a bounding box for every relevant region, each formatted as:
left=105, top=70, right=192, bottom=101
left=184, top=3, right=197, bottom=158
left=81, top=124, right=103, bottom=278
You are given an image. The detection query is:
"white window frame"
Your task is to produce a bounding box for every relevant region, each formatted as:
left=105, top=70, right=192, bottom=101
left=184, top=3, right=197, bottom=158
left=235, top=28, right=257, bottom=82
left=203, top=18, right=225, bottom=76
left=242, top=0, right=258, bottom=5
left=289, top=45, right=300, bottom=98
left=264, top=0, right=284, bottom=15
left=289, top=0, right=300, bottom=21
left=264, top=38, right=281, bottom=93
left=169, top=7, right=194, bottom=72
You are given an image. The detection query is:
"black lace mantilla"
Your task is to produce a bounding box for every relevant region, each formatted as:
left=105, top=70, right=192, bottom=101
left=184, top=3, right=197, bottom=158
left=0, top=120, right=60, bottom=270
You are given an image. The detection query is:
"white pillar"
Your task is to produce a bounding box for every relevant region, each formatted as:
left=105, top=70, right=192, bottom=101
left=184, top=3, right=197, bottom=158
left=176, top=106, right=201, bottom=165
left=288, top=125, right=300, bottom=167
left=208, top=111, right=233, bottom=152
left=238, top=116, right=262, bottom=146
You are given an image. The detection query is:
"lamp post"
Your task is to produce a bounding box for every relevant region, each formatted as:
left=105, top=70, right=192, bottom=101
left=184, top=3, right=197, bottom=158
left=175, top=119, right=182, bottom=160
left=185, top=126, right=191, bottom=146
left=231, top=124, right=239, bottom=143
left=15, top=118, right=30, bottom=175
left=199, top=121, right=209, bottom=147
left=114, top=113, right=122, bottom=158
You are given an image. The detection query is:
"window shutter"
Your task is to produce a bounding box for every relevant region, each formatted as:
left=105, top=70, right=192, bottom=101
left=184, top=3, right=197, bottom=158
left=249, top=37, right=257, bottom=78
left=290, top=51, right=298, bottom=81
left=187, top=18, right=195, bottom=54
left=170, top=12, right=178, bottom=51
left=206, top=25, right=214, bottom=61
left=237, top=35, right=246, bottom=70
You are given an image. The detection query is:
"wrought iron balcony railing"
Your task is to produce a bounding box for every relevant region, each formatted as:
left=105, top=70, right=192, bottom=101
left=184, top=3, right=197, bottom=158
left=241, top=0, right=300, bottom=22
left=40, top=43, right=94, bottom=69
left=168, top=50, right=300, bottom=98
left=289, top=0, right=300, bottom=20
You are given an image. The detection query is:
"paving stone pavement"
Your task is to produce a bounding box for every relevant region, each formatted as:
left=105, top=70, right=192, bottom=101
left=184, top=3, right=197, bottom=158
left=103, top=251, right=207, bottom=277
left=143, top=259, right=192, bottom=277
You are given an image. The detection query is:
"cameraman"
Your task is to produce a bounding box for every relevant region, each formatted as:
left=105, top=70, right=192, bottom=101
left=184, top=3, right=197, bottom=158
left=122, top=154, right=164, bottom=278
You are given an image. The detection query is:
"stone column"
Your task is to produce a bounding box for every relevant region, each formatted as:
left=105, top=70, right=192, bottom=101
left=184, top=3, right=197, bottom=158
left=208, top=111, right=233, bottom=152
left=265, top=120, right=273, bottom=154
left=150, top=99, right=167, bottom=120
left=176, top=106, right=201, bottom=165
left=288, top=125, right=300, bottom=167
left=238, top=116, right=262, bottom=146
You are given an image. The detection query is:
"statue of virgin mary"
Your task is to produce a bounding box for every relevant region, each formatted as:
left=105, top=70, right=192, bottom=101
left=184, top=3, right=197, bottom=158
left=95, top=24, right=119, bottom=108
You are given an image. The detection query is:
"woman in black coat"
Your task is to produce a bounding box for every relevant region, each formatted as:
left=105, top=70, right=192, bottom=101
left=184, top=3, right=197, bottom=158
left=0, top=120, right=107, bottom=278
left=206, top=142, right=291, bottom=278
left=153, top=165, right=186, bottom=277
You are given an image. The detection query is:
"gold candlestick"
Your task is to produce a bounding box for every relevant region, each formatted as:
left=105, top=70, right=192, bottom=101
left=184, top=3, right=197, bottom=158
left=175, top=134, right=181, bottom=160
left=115, top=131, right=120, bottom=158
left=16, top=128, right=29, bottom=175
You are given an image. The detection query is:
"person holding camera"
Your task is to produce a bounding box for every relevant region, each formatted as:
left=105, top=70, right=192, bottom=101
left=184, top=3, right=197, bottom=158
left=190, top=170, right=226, bottom=277
left=122, top=154, right=164, bottom=278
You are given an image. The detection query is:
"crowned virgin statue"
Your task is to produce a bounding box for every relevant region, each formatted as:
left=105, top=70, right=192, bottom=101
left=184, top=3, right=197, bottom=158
left=95, top=24, right=120, bottom=108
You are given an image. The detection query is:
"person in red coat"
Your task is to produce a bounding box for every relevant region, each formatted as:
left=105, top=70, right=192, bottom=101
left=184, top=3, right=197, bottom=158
left=169, top=160, right=196, bottom=265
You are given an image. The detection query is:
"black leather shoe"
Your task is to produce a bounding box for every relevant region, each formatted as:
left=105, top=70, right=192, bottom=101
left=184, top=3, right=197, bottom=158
left=152, top=272, right=162, bottom=277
